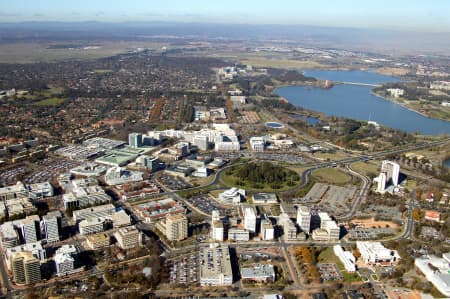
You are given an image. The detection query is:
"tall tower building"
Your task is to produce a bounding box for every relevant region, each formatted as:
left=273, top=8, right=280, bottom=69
left=166, top=214, right=188, bottom=241
left=10, top=252, right=41, bottom=285
left=128, top=133, right=143, bottom=148
left=296, top=205, right=311, bottom=233
left=20, top=215, right=40, bottom=244
left=42, top=211, right=61, bottom=244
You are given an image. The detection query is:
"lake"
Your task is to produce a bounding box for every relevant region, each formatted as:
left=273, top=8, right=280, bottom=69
left=276, top=70, right=450, bottom=135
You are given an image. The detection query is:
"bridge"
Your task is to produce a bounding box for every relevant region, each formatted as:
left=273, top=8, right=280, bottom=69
left=336, top=81, right=381, bottom=87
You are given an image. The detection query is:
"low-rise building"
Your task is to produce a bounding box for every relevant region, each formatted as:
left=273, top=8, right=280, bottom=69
left=333, top=245, right=356, bottom=272
left=357, top=241, right=400, bottom=266
left=134, top=198, right=186, bottom=223
left=73, top=204, right=116, bottom=223
left=218, top=188, right=245, bottom=204
left=104, top=167, right=143, bottom=186
left=241, top=264, right=275, bottom=283
left=26, top=182, right=54, bottom=199
left=228, top=228, right=250, bottom=241
left=414, top=252, right=450, bottom=297
left=199, top=244, right=233, bottom=286
left=252, top=193, right=278, bottom=205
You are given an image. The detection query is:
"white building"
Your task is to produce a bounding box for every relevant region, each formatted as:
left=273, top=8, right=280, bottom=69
left=414, top=253, right=450, bottom=297
left=104, top=167, right=143, bottom=186
left=241, top=264, right=275, bottom=283
left=218, top=188, right=245, bottom=204
left=215, top=135, right=240, bottom=152
left=19, top=215, right=40, bottom=244
left=193, top=135, right=209, bottom=151
left=73, top=204, right=116, bottom=222
left=260, top=219, right=274, bottom=241
left=296, top=206, right=311, bottom=234
left=54, top=253, right=75, bottom=276
left=211, top=211, right=224, bottom=242
left=78, top=217, right=105, bottom=235
left=5, top=242, right=47, bottom=264
left=278, top=213, right=297, bottom=241
left=230, top=95, right=246, bottom=105
left=42, top=211, right=61, bottom=244
left=381, top=160, right=400, bottom=186
left=357, top=241, right=400, bottom=266
left=387, top=88, right=404, bottom=98
left=114, top=226, right=141, bottom=250
left=0, top=222, right=20, bottom=248
left=249, top=136, right=269, bottom=152
left=63, top=184, right=111, bottom=209
left=228, top=228, right=250, bottom=241
left=333, top=245, right=356, bottom=272
left=315, top=212, right=340, bottom=241
left=243, top=205, right=257, bottom=233
left=26, top=182, right=54, bottom=199
left=199, top=244, right=233, bottom=286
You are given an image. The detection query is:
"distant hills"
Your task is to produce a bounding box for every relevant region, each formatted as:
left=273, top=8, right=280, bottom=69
left=0, top=21, right=449, bottom=55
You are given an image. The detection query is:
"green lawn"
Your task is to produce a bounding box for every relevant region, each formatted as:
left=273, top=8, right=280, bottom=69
left=312, top=168, right=352, bottom=185
left=34, top=98, right=66, bottom=106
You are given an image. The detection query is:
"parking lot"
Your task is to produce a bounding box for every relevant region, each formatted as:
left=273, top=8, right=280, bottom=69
left=23, top=158, right=80, bottom=184
left=0, top=165, right=28, bottom=186
left=318, top=263, right=343, bottom=282
left=158, top=174, right=192, bottom=191
left=168, top=253, right=198, bottom=285
left=186, top=194, right=230, bottom=216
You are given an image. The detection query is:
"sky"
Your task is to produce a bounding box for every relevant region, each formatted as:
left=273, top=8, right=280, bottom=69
left=1, top=0, right=450, bottom=32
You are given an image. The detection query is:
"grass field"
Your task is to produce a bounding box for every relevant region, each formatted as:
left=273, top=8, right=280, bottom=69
left=34, top=98, right=66, bottom=106
left=311, top=168, right=352, bottom=185
left=350, top=161, right=380, bottom=177
left=239, top=58, right=327, bottom=69
left=317, top=247, right=361, bottom=283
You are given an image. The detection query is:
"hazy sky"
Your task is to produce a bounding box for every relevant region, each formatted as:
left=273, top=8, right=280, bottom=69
left=2, top=0, right=450, bottom=32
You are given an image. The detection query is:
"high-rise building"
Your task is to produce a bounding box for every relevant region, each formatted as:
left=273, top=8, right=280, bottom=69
left=211, top=211, right=224, bottom=242
left=42, top=211, right=61, bottom=244
left=278, top=213, right=297, bottom=241
left=193, top=135, right=209, bottom=151
left=242, top=205, right=257, bottom=233
left=296, top=206, right=311, bottom=234
left=381, top=160, right=400, bottom=186
left=54, top=253, right=74, bottom=276
left=157, top=214, right=188, bottom=241
left=10, top=251, right=41, bottom=285
left=260, top=219, right=274, bottom=241
left=19, top=215, right=40, bottom=244
left=128, top=133, right=143, bottom=148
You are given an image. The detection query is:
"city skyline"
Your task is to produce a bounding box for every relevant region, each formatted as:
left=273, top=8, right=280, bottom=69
left=1, top=0, right=450, bottom=32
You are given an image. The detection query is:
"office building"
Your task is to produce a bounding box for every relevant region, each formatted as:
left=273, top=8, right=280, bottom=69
left=73, top=203, right=116, bottom=223
left=228, top=228, right=250, bottom=241
left=241, top=264, right=275, bottom=283
left=242, top=205, right=257, bottom=233
left=218, top=188, right=245, bottom=204
left=63, top=184, right=111, bottom=209
left=374, top=160, right=400, bottom=193
left=278, top=213, right=297, bottom=241
left=193, top=135, right=209, bottom=151
left=199, top=244, right=233, bottom=286
left=42, top=211, right=61, bottom=244
left=6, top=242, right=46, bottom=263
left=211, top=210, right=224, bottom=242
left=54, top=252, right=75, bottom=276
left=296, top=205, right=311, bottom=233
left=128, top=133, right=143, bottom=148
left=26, top=182, right=54, bottom=200
left=19, top=215, right=40, bottom=244
left=333, top=245, right=356, bottom=272
left=311, top=212, right=339, bottom=241
left=356, top=241, right=400, bottom=266
left=0, top=222, right=20, bottom=248
left=104, top=167, right=143, bottom=186
left=135, top=155, right=159, bottom=172
left=157, top=214, right=188, bottom=241
left=86, top=233, right=110, bottom=250
left=10, top=251, right=41, bottom=285
left=260, top=219, right=274, bottom=241
left=252, top=193, right=278, bottom=205
left=78, top=217, right=105, bottom=235
left=414, top=253, right=450, bottom=297
left=114, top=225, right=141, bottom=250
